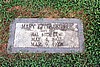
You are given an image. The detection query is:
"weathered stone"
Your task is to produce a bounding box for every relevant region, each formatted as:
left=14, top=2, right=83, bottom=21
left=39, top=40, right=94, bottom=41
left=7, top=18, right=84, bottom=53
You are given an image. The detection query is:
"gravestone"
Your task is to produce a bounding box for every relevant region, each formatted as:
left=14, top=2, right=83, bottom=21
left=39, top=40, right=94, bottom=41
left=7, top=18, right=84, bottom=53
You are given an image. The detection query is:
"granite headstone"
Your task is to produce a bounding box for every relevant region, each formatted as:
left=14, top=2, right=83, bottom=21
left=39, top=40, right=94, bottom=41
left=7, top=18, right=84, bottom=53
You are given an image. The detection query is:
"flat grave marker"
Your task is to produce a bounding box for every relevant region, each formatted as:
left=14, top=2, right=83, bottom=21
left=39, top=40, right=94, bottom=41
left=7, top=18, right=84, bottom=53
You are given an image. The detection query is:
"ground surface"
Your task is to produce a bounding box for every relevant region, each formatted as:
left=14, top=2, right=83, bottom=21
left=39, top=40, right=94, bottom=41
left=0, top=0, right=99, bottom=67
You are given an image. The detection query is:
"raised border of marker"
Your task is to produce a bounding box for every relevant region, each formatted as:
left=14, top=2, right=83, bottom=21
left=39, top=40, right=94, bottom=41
left=7, top=18, right=84, bottom=53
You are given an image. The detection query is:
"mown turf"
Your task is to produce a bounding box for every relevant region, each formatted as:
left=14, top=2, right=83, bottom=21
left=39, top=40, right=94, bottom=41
left=0, top=0, right=100, bottom=67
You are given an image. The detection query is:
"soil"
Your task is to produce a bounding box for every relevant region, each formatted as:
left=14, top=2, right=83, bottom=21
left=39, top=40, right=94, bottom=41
left=7, top=6, right=32, bottom=17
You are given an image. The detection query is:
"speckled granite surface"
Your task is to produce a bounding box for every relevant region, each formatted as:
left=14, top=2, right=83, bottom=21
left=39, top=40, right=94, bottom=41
left=8, top=18, right=84, bottom=53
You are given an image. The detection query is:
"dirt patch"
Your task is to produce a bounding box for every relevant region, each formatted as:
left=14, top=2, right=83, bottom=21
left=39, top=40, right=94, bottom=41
left=0, top=44, right=7, bottom=53
left=67, top=10, right=88, bottom=19
left=66, top=9, right=89, bottom=25
left=7, top=6, right=22, bottom=11
left=0, top=44, right=14, bottom=59
left=7, top=6, right=88, bottom=20
left=33, top=7, right=61, bottom=18
left=3, top=0, right=11, bottom=3
left=0, top=21, right=9, bottom=44
left=7, top=6, right=32, bottom=17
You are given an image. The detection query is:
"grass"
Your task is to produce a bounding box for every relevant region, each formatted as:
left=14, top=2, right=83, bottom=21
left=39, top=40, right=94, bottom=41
left=0, top=0, right=100, bottom=67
